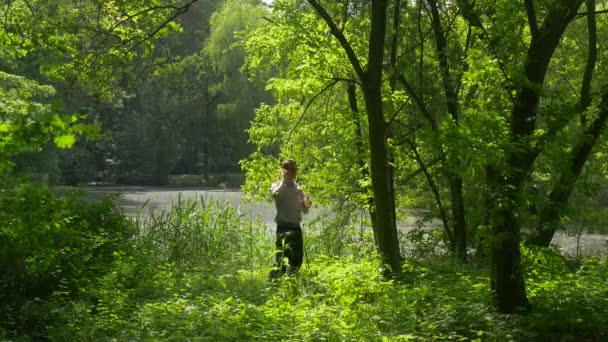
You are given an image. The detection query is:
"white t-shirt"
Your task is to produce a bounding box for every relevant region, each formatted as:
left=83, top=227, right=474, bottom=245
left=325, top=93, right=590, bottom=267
left=270, top=180, right=309, bottom=224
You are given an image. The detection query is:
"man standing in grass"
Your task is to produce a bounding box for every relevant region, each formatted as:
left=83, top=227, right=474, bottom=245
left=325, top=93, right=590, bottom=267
left=269, top=159, right=312, bottom=278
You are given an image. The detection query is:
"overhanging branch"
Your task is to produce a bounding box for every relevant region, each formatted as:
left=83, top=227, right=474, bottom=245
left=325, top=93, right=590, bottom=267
left=306, top=0, right=365, bottom=80
left=286, top=79, right=340, bottom=145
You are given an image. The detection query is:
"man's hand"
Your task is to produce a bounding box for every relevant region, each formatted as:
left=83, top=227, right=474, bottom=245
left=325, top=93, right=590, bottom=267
left=303, top=195, right=312, bottom=209
left=282, top=168, right=295, bottom=184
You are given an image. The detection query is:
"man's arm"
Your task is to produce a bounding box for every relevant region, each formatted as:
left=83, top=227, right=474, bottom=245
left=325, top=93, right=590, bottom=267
left=298, top=187, right=311, bottom=214
left=271, top=180, right=284, bottom=197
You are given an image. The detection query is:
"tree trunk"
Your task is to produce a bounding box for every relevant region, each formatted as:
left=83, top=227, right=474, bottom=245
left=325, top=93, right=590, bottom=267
left=410, top=140, right=455, bottom=249
left=461, top=0, right=585, bottom=313
left=527, top=0, right=599, bottom=247
left=449, top=176, right=467, bottom=261
left=347, top=82, right=377, bottom=231
left=428, top=0, right=467, bottom=262
left=362, top=0, right=401, bottom=273
left=528, top=88, right=608, bottom=246
left=363, top=84, right=401, bottom=273
left=487, top=169, right=529, bottom=312
left=307, top=0, right=401, bottom=273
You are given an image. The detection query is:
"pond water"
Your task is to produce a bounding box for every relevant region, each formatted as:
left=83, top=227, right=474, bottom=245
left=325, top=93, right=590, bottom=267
left=84, top=186, right=279, bottom=226
left=83, top=186, right=608, bottom=257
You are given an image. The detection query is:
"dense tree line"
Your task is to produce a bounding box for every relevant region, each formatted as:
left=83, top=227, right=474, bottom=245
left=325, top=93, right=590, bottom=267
left=3, top=0, right=270, bottom=185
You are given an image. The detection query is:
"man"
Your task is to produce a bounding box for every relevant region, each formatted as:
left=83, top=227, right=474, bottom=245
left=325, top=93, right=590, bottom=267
left=269, top=159, right=312, bottom=277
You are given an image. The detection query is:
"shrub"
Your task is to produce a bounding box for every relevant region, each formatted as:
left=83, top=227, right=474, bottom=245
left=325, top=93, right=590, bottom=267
left=0, top=177, right=135, bottom=339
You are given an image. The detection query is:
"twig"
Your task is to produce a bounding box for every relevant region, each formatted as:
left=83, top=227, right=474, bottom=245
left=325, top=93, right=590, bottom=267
left=286, top=79, right=339, bottom=145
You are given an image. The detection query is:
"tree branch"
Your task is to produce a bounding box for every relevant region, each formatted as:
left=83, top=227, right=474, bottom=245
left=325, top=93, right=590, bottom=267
left=576, top=8, right=608, bottom=17
left=286, top=79, right=340, bottom=145
left=579, top=0, right=597, bottom=124
left=306, top=0, right=365, bottom=80
left=427, top=0, right=460, bottom=123
left=110, top=4, right=183, bottom=32
left=456, top=0, right=483, bottom=28
left=387, top=98, right=410, bottom=125
left=22, top=0, right=34, bottom=15
left=417, top=0, right=424, bottom=92
left=525, top=0, right=539, bottom=38
left=395, top=71, right=436, bottom=130
left=60, top=0, right=201, bottom=97
left=388, top=0, right=402, bottom=90
left=127, top=0, right=200, bottom=52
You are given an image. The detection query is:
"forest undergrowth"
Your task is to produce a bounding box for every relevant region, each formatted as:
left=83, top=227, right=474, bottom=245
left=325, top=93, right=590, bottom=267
left=1, top=179, right=607, bottom=341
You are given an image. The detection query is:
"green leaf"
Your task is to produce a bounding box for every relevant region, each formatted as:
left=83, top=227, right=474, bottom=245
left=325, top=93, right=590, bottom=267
left=54, top=134, right=76, bottom=148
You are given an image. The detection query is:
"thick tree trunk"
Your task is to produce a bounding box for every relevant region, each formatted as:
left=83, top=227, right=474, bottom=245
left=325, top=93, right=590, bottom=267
left=361, top=0, right=401, bottom=274
left=470, top=0, right=583, bottom=313
left=487, top=170, right=529, bottom=312
left=307, top=0, right=401, bottom=273
left=363, top=84, right=401, bottom=273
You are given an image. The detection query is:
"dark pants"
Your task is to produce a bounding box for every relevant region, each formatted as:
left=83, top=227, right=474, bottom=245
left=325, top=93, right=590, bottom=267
left=270, top=222, right=303, bottom=277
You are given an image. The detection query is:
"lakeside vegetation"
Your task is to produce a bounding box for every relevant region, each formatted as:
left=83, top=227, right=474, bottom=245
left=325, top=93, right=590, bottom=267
left=1, top=179, right=606, bottom=341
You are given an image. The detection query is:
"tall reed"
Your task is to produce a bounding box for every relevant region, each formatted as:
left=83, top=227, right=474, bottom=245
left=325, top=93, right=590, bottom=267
left=134, top=195, right=271, bottom=270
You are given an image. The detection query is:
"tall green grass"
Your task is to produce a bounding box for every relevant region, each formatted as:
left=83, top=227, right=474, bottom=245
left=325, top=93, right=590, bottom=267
left=136, top=195, right=271, bottom=270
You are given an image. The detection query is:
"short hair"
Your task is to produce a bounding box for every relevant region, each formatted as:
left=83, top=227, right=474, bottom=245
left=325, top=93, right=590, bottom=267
left=281, top=159, right=297, bottom=171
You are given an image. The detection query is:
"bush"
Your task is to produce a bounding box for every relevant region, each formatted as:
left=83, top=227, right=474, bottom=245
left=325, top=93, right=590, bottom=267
left=0, top=177, right=135, bottom=340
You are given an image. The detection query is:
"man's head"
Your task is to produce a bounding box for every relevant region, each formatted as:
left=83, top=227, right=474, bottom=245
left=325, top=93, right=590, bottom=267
left=281, top=159, right=297, bottom=181
left=281, top=159, right=297, bottom=171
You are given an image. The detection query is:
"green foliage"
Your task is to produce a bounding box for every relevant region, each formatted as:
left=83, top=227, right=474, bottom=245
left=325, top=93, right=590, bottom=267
left=0, top=177, right=135, bottom=339
left=0, top=72, right=98, bottom=171
left=63, top=0, right=271, bottom=185
left=1, top=0, right=182, bottom=100
left=0, top=0, right=200, bottom=181
left=523, top=247, right=608, bottom=339
left=2, top=183, right=607, bottom=341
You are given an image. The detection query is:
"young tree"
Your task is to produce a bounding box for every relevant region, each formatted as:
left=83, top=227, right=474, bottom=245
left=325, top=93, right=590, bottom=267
left=241, top=0, right=401, bottom=273
left=301, top=0, right=402, bottom=273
